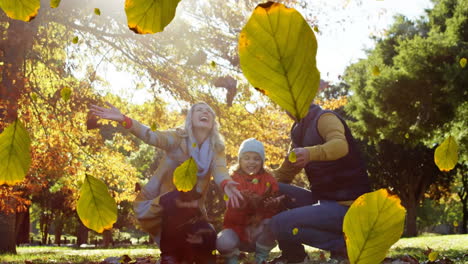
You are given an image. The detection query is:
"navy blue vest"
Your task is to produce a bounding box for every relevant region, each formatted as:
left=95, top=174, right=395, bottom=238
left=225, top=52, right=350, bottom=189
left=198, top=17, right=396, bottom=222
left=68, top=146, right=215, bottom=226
left=291, top=104, right=370, bottom=201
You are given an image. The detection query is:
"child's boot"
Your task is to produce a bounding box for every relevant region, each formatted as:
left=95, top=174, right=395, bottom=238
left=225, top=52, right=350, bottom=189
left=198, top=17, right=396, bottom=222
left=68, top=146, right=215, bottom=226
left=255, top=243, right=274, bottom=264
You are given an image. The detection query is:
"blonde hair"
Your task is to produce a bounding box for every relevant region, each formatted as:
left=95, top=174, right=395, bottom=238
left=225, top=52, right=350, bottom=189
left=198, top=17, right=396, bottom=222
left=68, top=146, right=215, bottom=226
left=184, top=102, right=225, bottom=152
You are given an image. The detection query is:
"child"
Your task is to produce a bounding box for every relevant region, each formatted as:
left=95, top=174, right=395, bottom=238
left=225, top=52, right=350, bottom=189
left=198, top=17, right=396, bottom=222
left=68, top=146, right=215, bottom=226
left=159, top=189, right=217, bottom=264
left=217, top=138, right=280, bottom=264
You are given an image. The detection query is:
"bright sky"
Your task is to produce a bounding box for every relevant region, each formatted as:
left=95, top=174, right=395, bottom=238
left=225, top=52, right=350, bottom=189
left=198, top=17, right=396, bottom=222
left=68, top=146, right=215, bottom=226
left=100, top=0, right=434, bottom=104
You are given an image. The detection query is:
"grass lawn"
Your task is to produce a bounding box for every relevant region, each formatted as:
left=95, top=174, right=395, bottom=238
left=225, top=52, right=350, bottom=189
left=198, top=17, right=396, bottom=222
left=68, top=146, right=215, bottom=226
left=0, top=234, right=467, bottom=263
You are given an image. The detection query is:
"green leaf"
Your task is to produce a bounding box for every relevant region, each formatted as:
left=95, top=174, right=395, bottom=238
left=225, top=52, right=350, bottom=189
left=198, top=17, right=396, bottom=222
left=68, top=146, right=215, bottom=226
left=77, top=174, right=117, bottom=233
left=343, top=189, right=406, bottom=264
left=0, top=120, right=32, bottom=185
left=239, top=2, right=320, bottom=120
left=61, top=87, right=72, bottom=101
left=94, top=8, right=101, bottom=16
left=0, top=0, right=40, bottom=21
left=72, top=36, right=79, bottom=44
left=434, top=136, right=458, bottom=172
left=125, top=0, right=182, bottom=34
left=50, top=0, right=61, bottom=8
left=210, top=61, right=216, bottom=68
left=173, top=157, right=198, bottom=192
left=460, top=57, right=467, bottom=68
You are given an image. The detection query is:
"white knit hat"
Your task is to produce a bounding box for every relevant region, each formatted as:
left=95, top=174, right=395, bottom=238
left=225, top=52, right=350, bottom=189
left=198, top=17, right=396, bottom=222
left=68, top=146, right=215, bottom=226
left=238, top=138, right=265, bottom=163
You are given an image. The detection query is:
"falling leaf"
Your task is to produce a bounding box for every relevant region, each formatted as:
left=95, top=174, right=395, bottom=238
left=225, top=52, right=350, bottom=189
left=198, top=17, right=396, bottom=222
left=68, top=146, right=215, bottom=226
left=405, top=133, right=409, bottom=139
left=125, top=0, right=182, bottom=34
left=288, top=151, right=297, bottom=163
left=72, top=36, right=79, bottom=44
left=428, top=251, right=439, bottom=261
left=94, top=8, right=101, bottom=15
left=266, top=182, right=271, bottom=187
left=223, top=194, right=229, bottom=201
left=251, top=178, right=259, bottom=184
left=173, top=158, right=198, bottom=192
left=192, top=142, right=197, bottom=148
left=0, top=120, right=32, bottom=185
left=77, top=174, right=117, bottom=233
left=292, top=228, right=299, bottom=235
left=31, top=93, right=38, bottom=101
left=61, top=87, right=72, bottom=101
left=313, top=25, right=319, bottom=33
left=210, top=61, right=216, bottom=67
left=434, top=136, right=458, bottom=172
left=212, top=250, right=217, bottom=255
left=239, top=2, right=320, bottom=120
left=344, top=189, right=406, bottom=264
left=453, top=221, right=458, bottom=227
left=372, top=65, right=380, bottom=76
left=460, top=57, right=467, bottom=68
left=50, top=0, right=61, bottom=8
left=0, top=0, right=40, bottom=21
left=122, top=121, right=127, bottom=128
left=150, top=122, right=157, bottom=131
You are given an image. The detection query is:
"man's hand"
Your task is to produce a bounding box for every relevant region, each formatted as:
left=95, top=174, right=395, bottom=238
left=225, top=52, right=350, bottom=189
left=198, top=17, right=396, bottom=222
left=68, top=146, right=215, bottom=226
left=290, top=148, right=310, bottom=168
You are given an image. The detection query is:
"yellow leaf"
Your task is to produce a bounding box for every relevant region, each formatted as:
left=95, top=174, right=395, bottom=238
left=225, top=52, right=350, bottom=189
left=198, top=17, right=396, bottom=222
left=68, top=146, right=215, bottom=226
left=223, top=194, right=229, bottom=201
left=211, top=61, right=216, bottom=67
left=192, top=142, right=197, bottom=148
left=50, top=0, right=60, bottom=8
left=0, top=0, right=40, bottom=21
left=434, top=136, right=458, bottom=172
left=173, top=158, right=198, bottom=192
left=239, top=2, right=319, bottom=120
left=77, top=175, right=117, bottom=233
left=125, top=0, right=182, bottom=34
left=151, top=122, right=157, bottom=131
left=266, top=182, right=271, bottom=187
left=313, top=25, right=319, bottom=33
left=0, top=120, right=32, bottom=185
left=61, top=87, right=72, bottom=101
left=288, top=151, right=297, bottom=163
left=344, top=189, right=406, bottom=264
left=453, top=221, right=458, bottom=227
left=372, top=65, right=380, bottom=76
left=460, top=57, right=467, bottom=68
left=72, top=36, right=79, bottom=44
left=212, top=250, right=217, bottom=255
left=94, top=8, right=101, bottom=15
left=428, top=251, right=439, bottom=261
left=31, top=93, right=38, bottom=101
left=292, top=228, right=299, bottom=235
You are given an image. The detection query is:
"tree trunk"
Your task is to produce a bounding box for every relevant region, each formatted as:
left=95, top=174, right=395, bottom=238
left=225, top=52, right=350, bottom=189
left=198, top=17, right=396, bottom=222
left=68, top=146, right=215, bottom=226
left=76, top=219, right=89, bottom=245
left=0, top=212, right=16, bottom=254
left=54, top=217, right=64, bottom=246
left=103, top=229, right=113, bottom=247
left=15, top=208, right=30, bottom=245
left=461, top=195, right=467, bottom=234
left=403, top=195, right=418, bottom=237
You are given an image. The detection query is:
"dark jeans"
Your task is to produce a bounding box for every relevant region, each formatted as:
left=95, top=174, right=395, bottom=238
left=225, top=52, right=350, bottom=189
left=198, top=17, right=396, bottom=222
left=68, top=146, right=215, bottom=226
left=160, top=191, right=216, bottom=264
left=269, top=183, right=349, bottom=259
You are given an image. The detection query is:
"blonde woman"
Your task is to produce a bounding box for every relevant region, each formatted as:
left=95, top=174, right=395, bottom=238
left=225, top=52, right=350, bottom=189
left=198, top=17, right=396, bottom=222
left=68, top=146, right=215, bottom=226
left=90, top=102, right=243, bottom=264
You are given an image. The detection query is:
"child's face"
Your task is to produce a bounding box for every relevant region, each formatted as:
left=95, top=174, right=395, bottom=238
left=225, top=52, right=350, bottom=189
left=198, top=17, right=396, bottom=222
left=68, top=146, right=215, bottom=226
left=240, top=152, right=262, bottom=175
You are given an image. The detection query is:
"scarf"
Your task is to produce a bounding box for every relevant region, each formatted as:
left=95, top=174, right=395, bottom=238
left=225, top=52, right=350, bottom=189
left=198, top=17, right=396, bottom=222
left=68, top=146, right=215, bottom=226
left=188, top=138, right=213, bottom=178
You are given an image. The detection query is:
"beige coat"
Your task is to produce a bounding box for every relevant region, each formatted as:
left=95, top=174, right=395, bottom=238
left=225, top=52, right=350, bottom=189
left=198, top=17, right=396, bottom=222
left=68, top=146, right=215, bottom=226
left=128, top=119, right=230, bottom=242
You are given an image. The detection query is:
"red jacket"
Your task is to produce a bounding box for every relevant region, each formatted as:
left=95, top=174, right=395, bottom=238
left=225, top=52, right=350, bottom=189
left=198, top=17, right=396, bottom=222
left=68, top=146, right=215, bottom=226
left=223, top=170, right=279, bottom=242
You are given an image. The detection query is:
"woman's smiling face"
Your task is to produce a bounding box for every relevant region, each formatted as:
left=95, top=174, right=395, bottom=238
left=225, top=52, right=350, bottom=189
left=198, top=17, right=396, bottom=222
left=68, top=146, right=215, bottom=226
left=191, top=104, right=214, bottom=130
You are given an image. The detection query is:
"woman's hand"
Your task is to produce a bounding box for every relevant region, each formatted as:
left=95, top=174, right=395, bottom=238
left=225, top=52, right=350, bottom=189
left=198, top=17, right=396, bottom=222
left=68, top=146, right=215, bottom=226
left=224, top=180, right=243, bottom=208
left=290, top=148, right=310, bottom=168
left=89, top=102, right=125, bottom=122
